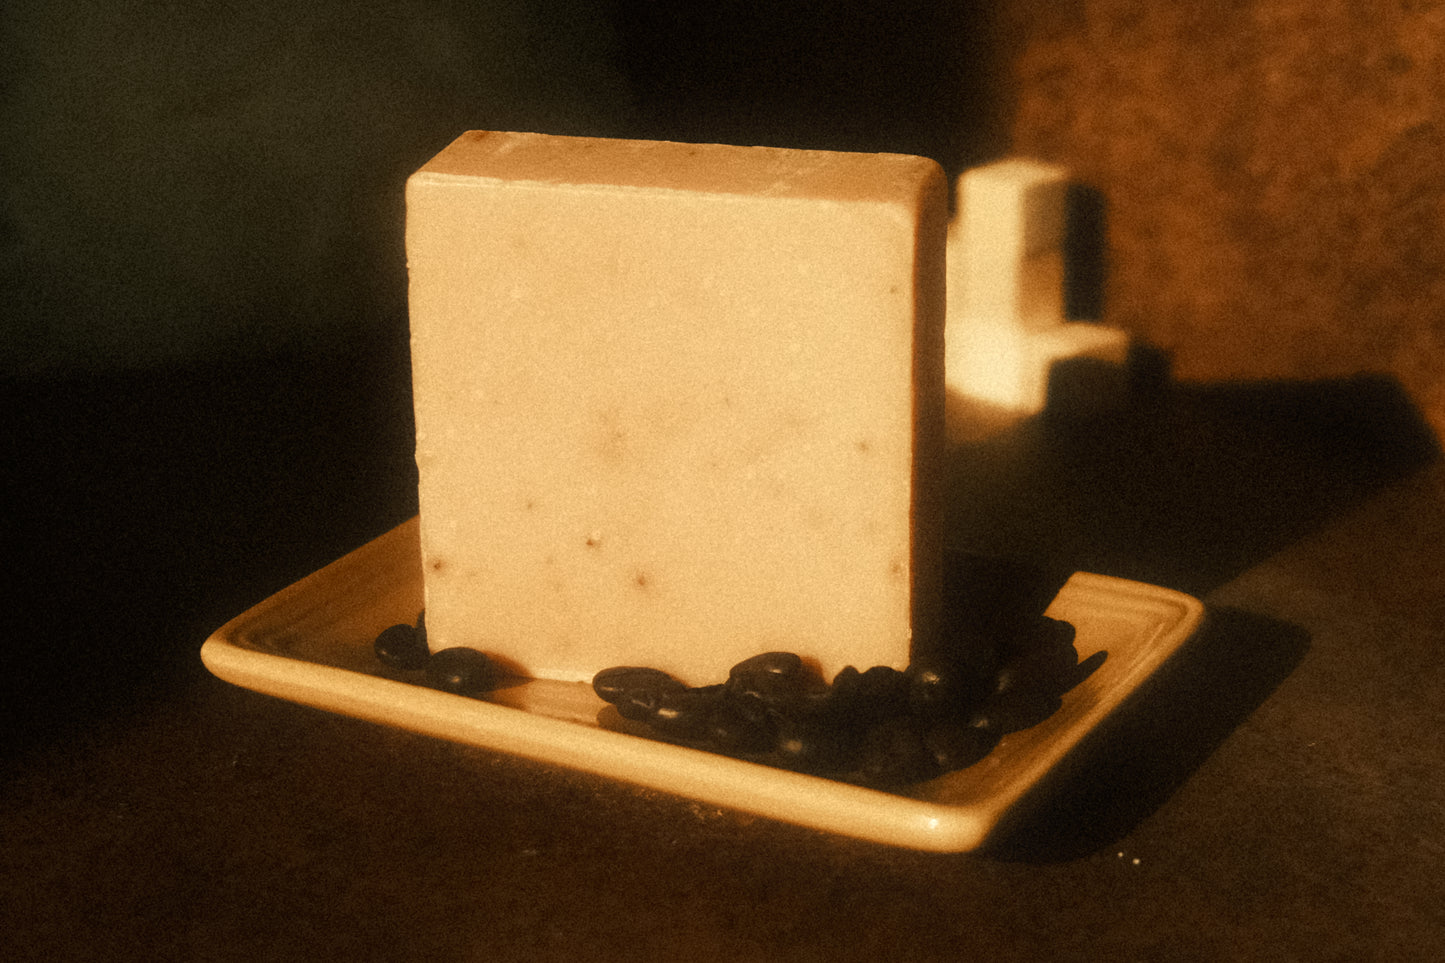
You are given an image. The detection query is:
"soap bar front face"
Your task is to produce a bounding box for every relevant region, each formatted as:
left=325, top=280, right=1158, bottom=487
left=406, top=131, right=946, bottom=685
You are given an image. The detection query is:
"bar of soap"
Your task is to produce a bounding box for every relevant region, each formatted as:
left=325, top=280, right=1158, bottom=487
left=406, top=131, right=946, bottom=685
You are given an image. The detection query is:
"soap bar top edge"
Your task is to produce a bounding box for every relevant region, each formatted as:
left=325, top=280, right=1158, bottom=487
left=409, top=130, right=944, bottom=209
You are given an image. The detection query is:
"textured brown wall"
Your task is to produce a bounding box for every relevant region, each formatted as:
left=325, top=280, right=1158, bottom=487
left=1001, top=0, right=1445, bottom=440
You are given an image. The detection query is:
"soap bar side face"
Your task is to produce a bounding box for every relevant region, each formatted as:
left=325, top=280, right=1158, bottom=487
left=406, top=132, right=945, bottom=685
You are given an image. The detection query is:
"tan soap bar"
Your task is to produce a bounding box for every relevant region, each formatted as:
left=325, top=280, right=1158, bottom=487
left=406, top=131, right=946, bottom=685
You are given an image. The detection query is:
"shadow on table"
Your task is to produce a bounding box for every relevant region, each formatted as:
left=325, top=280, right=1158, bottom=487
left=4, top=327, right=418, bottom=759
left=983, top=605, right=1309, bottom=863
left=946, top=366, right=1438, bottom=861
left=945, top=363, right=1441, bottom=599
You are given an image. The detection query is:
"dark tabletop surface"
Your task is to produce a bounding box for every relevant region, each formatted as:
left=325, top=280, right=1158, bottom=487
left=5, top=332, right=1444, bottom=961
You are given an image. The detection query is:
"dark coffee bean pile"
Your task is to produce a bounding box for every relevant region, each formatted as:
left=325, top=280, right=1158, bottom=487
left=372, top=611, right=500, bottom=696
left=591, top=609, right=1080, bottom=788
left=372, top=554, right=1088, bottom=789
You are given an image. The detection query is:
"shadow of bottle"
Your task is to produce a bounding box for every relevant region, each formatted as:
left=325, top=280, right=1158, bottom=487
left=946, top=369, right=1441, bottom=599
left=982, top=605, right=1310, bottom=863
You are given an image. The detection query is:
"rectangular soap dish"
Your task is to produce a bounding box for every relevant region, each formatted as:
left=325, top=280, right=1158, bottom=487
left=202, top=517, right=1205, bottom=852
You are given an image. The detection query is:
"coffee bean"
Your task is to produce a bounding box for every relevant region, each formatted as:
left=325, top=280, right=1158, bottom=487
left=730, top=651, right=803, bottom=678
left=425, top=647, right=499, bottom=696
left=616, top=682, right=687, bottom=722
left=705, top=699, right=776, bottom=754
left=906, top=657, right=989, bottom=721
left=1000, top=614, right=1076, bottom=661
left=819, top=664, right=908, bottom=726
left=857, top=716, right=937, bottom=787
left=650, top=686, right=724, bottom=738
left=591, top=666, right=685, bottom=707
left=773, top=717, right=857, bottom=774
left=993, top=642, right=1078, bottom=701
left=974, top=687, right=1063, bottom=735
left=924, top=718, right=998, bottom=771
left=373, top=622, right=430, bottom=671
left=728, top=651, right=808, bottom=692
left=586, top=610, right=1079, bottom=786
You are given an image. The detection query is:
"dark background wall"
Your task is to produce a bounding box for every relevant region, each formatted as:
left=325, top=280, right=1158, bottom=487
left=1, top=0, right=634, bottom=375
